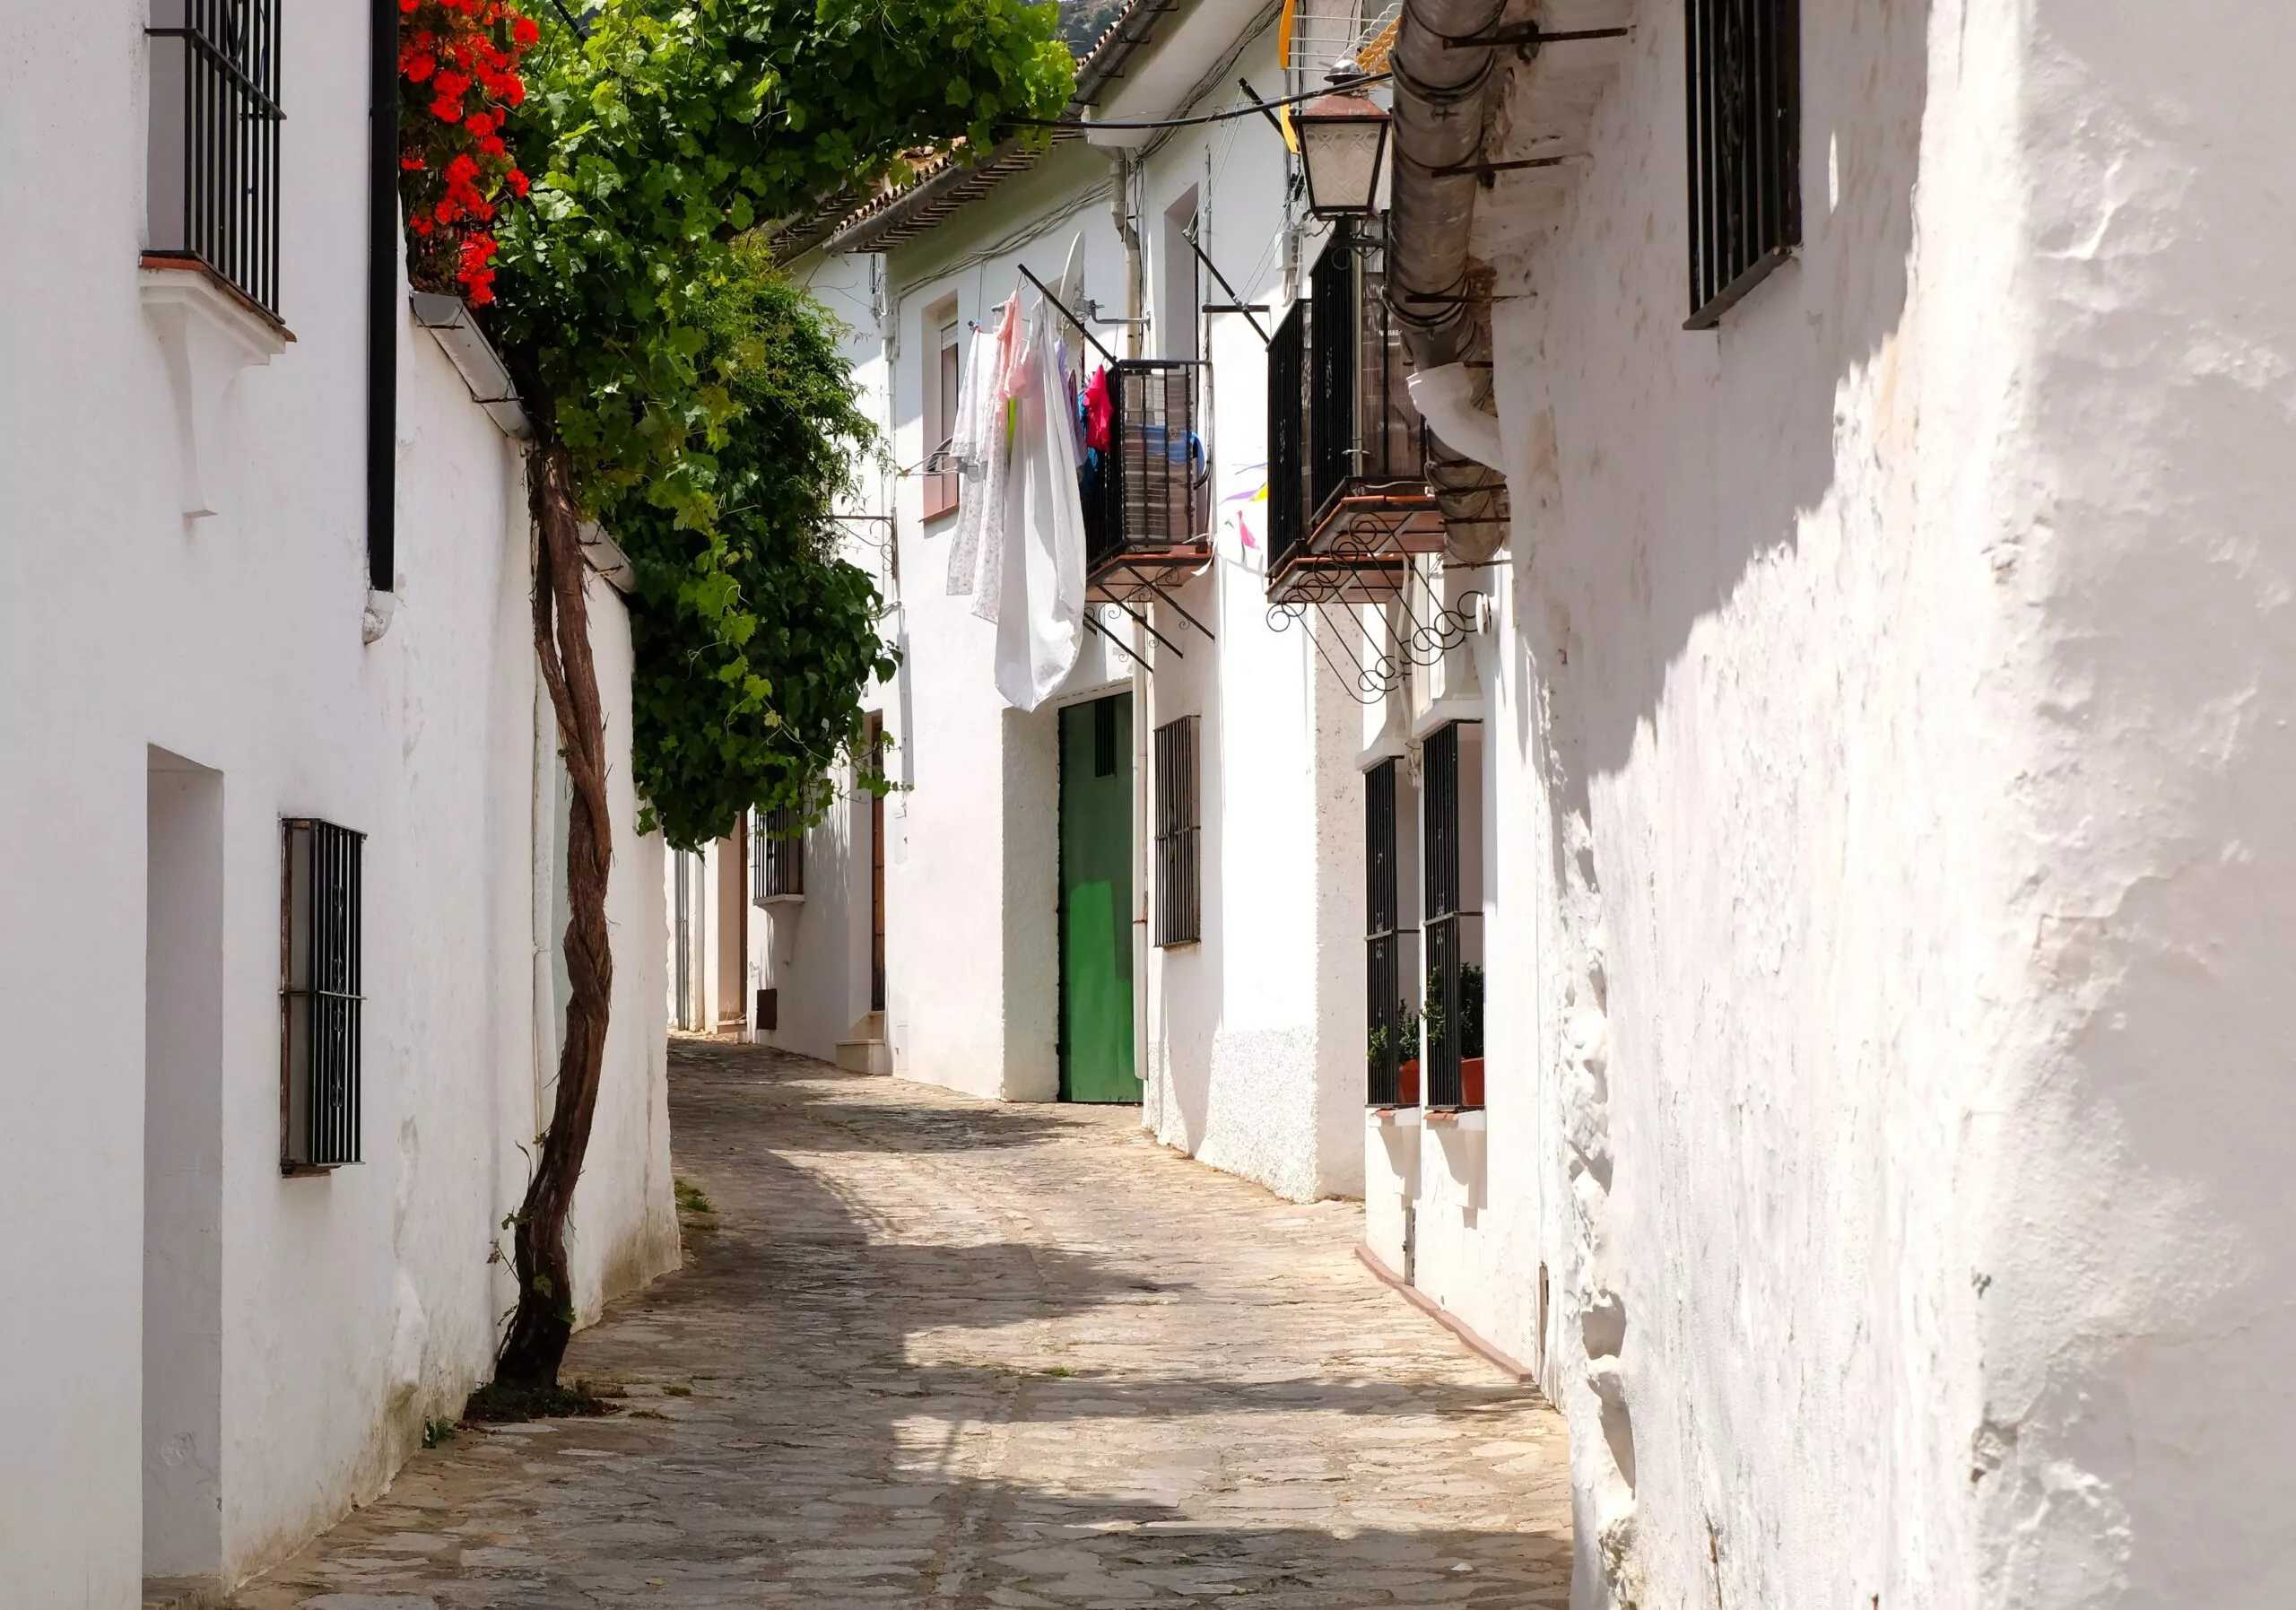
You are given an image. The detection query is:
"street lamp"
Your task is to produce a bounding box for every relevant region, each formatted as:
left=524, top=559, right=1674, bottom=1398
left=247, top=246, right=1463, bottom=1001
left=1294, top=79, right=1391, bottom=218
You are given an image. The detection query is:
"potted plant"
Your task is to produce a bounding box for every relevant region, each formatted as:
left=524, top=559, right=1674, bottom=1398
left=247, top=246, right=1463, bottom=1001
left=1398, top=996, right=1422, bottom=1107
left=1458, top=963, right=1486, bottom=1108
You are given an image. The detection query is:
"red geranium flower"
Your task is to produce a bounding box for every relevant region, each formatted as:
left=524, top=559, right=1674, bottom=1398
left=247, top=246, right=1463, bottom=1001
left=397, top=0, right=539, bottom=306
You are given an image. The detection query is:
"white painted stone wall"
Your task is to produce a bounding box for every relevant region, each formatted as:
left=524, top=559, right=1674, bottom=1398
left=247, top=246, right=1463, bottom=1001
left=779, top=17, right=1370, bottom=1202
left=1448, top=0, right=2296, bottom=1603
left=731, top=250, right=902, bottom=1066
left=0, top=7, right=675, bottom=1597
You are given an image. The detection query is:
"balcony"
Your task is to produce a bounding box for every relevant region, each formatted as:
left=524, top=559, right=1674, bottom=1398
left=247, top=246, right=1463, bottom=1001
left=1266, top=220, right=1443, bottom=608
left=1083, top=360, right=1213, bottom=610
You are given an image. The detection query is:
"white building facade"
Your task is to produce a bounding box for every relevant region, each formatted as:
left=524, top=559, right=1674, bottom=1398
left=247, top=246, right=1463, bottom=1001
left=0, top=6, right=678, bottom=1602
left=743, top=0, right=1374, bottom=1206
left=750, top=0, right=2296, bottom=1603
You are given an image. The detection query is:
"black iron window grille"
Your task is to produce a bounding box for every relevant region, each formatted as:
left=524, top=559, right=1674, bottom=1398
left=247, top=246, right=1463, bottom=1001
left=1153, top=715, right=1202, bottom=947
left=1685, top=0, right=1801, bottom=329
left=1268, top=303, right=1309, bottom=572
left=754, top=807, right=804, bottom=901
left=281, top=819, right=362, bottom=1171
left=1085, top=361, right=1210, bottom=572
left=1422, top=724, right=1485, bottom=1110
left=147, top=0, right=285, bottom=317
left=1365, top=759, right=1423, bottom=1106
left=1265, top=223, right=1430, bottom=600
left=1309, top=221, right=1422, bottom=527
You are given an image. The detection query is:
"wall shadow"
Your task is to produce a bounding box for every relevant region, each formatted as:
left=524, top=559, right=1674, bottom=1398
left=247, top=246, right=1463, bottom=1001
left=230, top=1040, right=1570, bottom=1607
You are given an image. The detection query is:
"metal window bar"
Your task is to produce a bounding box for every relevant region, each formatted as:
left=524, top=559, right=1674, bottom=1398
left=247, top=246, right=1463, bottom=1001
left=1306, top=223, right=1423, bottom=530
left=1268, top=304, right=1309, bottom=571
left=1365, top=759, right=1404, bottom=1105
left=148, top=0, right=284, bottom=316
left=1422, top=725, right=1465, bottom=1108
left=1685, top=0, right=1801, bottom=328
left=754, top=807, right=804, bottom=901
left=1088, top=361, right=1210, bottom=570
left=281, top=819, right=363, bottom=1170
left=1153, top=716, right=1202, bottom=947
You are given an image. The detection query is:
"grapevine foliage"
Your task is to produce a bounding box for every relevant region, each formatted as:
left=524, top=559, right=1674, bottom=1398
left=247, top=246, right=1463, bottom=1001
left=464, top=0, right=1071, bottom=848
left=617, top=250, right=900, bottom=849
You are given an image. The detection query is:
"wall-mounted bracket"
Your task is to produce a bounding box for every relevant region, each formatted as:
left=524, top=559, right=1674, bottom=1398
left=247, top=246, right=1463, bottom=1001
left=141, top=257, right=292, bottom=520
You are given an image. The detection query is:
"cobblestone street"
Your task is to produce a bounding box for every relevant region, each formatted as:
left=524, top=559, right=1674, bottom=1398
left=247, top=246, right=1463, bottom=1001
left=230, top=1040, right=1572, bottom=1609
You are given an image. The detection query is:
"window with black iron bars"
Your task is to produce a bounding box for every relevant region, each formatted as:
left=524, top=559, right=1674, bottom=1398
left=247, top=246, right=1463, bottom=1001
left=1153, top=716, right=1201, bottom=947
left=1422, top=725, right=1484, bottom=1110
left=147, top=0, right=285, bottom=317
left=1366, top=759, right=1410, bottom=1106
left=1685, top=0, right=1801, bottom=329
left=282, top=818, right=363, bottom=1171
left=754, top=806, right=804, bottom=901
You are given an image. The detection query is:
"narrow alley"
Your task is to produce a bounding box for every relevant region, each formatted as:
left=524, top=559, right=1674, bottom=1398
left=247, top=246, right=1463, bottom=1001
left=228, top=1040, right=1573, bottom=1609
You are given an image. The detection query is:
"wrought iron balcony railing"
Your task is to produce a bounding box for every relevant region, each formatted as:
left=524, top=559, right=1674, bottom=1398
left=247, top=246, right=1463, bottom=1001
left=1084, top=360, right=1211, bottom=590
left=1267, top=220, right=1439, bottom=605
left=147, top=0, right=285, bottom=317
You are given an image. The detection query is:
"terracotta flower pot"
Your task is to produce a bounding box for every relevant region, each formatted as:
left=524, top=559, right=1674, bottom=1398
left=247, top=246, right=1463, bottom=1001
left=1398, top=1059, right=1421, bottom=1107
left=1460, top=1057, right=1485, bottom=1109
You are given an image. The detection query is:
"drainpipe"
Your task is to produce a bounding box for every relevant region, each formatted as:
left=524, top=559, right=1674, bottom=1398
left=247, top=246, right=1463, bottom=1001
left=1109, top=145, right=1155, bottom=1130
left=363, top=0, right=400, bottom=640
left=1387, top=0, right=1510, bottom=561
left=1110, top=152, right=1144, bottom=361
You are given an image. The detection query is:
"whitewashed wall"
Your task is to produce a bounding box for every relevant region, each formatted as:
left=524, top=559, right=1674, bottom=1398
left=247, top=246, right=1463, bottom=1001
left=787, top=22, right=1370, bottom=1200
left=1131, top=43, right=1368, bottom=1205
left=743, top=250, right=891, bottom=1066
left=1457, top=0, right=2296, bottom=1604
left=0, top=5, right=674, bottom=1597
left=854, top=147, right=1140, bottom=1102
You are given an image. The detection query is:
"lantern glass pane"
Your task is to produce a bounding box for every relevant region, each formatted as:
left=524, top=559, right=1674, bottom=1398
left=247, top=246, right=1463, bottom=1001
left=1303, top=120, right=1386, bottom=214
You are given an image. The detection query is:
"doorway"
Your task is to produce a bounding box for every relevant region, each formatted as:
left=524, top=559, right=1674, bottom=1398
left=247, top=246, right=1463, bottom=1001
left=867, top=712, right=887, bottom=1014
left=144, top=749, right=224, bottom=1586
left=1059, top=694, right=1140, bottom=1102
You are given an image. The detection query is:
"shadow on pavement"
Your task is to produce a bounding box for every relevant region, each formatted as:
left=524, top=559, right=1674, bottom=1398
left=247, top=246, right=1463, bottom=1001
left=227, top=1039, right=1571, bottom=1609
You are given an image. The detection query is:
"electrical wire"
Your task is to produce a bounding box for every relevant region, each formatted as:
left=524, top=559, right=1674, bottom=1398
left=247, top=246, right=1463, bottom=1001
left=995, top=72, right=1389, bottom=132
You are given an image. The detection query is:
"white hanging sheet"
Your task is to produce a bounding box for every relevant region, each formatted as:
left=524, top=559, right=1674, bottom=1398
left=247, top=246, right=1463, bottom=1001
left=990, top=297, right=1089, bottom=711
left=945, top=294, right=1021, bottom=610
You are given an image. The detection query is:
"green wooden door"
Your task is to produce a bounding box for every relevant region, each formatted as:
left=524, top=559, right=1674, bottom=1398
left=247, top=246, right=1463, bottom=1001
left=1059, top=695, right=1139, bottom=1102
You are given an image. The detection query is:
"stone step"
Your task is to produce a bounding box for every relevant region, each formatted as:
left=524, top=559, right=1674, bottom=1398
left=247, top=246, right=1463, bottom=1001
left=834, top=1038, right=893, bottom=1075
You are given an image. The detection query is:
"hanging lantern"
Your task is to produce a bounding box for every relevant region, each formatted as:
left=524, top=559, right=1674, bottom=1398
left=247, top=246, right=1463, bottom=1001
left=1295, top=87, right=1391, bottom=218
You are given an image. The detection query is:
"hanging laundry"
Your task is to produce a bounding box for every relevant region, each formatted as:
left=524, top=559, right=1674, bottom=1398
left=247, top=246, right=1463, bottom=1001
left=1083, top=365, right=1111, bottom=453
left=945, top=293, right=1022, bottom=609
left=990, top=295, right=1089, bottom=712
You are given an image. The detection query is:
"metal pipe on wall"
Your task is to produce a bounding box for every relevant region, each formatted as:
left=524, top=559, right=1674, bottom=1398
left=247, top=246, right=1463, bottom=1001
left=1387, top=0, right=1511, bottom=561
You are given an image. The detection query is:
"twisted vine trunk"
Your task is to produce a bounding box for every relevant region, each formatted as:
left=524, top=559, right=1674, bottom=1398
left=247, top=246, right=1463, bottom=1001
left=497, top=437, right=617, bottom=1388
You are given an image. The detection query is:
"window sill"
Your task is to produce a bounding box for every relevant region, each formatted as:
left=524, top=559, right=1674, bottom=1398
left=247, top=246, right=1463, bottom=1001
left=1368, top=1105, right=1423, bottom=1127
left=1408, top=699, right=1484, bottom=744
left=141, top=252, right=294, bottom=344
left=757, top=893, right=806, bottom=908
left=1685, top=246, right=1796, bottom=332
left=1423, top=1108, right=1486, bottom=1130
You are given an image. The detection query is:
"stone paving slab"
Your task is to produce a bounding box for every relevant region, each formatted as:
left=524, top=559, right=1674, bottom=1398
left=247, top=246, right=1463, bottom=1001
left=230, top=1040, right=1572, bottom=1608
